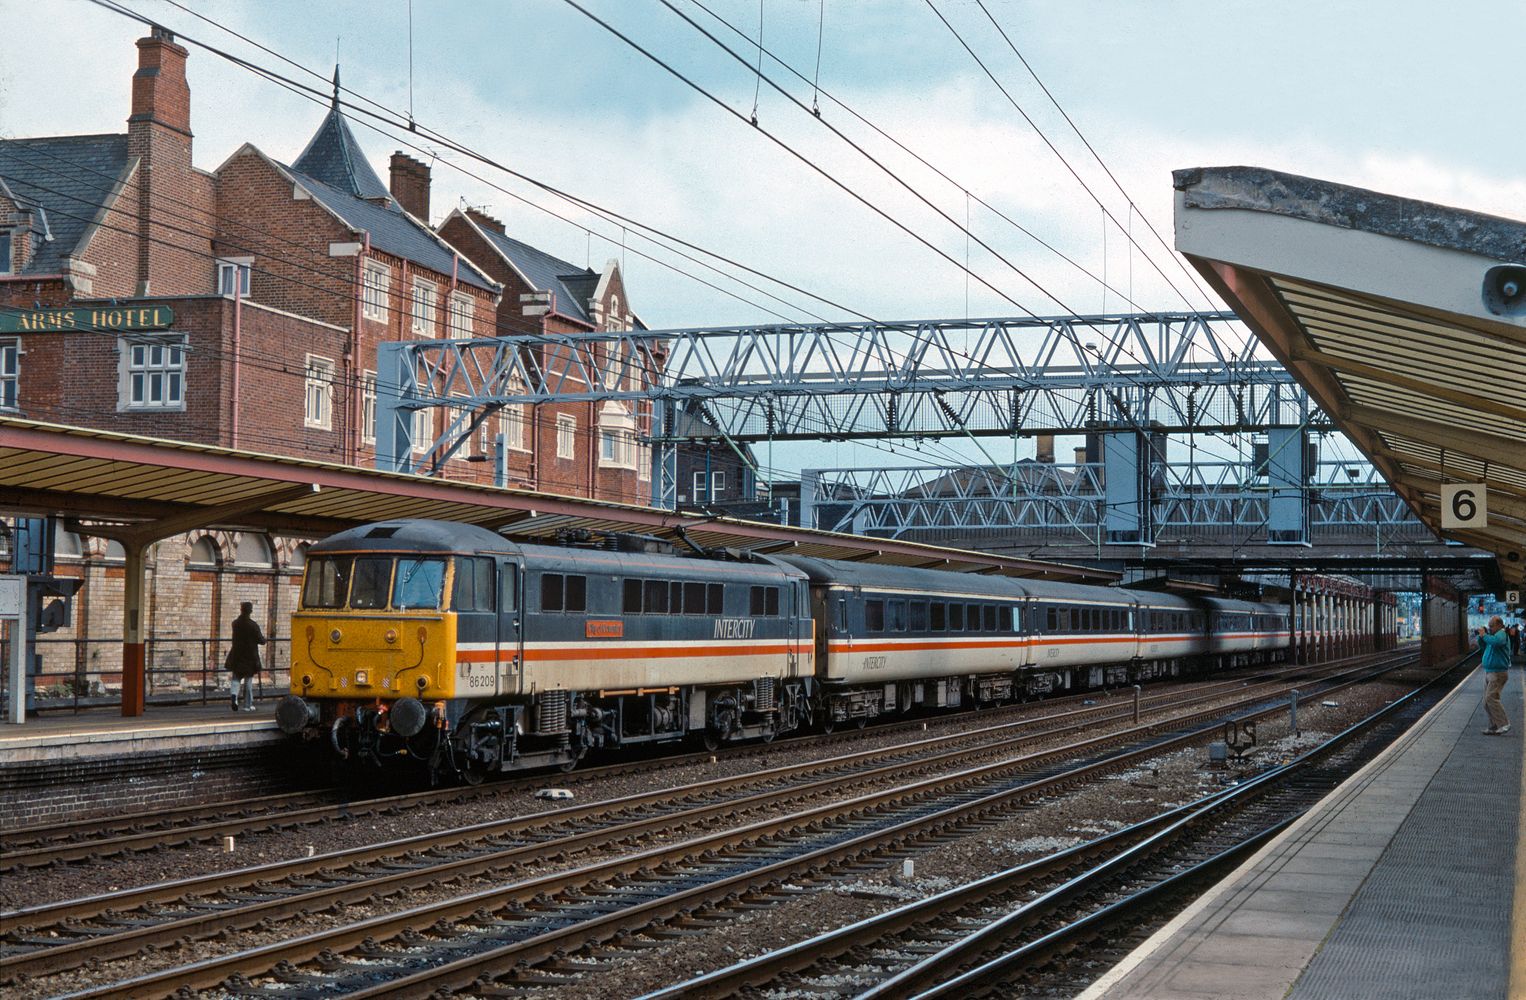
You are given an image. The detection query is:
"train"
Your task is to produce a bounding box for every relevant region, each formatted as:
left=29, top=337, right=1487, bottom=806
left=275, top=519, right=1291, bottom=782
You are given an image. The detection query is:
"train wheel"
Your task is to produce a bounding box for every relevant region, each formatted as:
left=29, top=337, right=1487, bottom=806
left=820, top=716, right=836, bottom=734
left=702, top=728, right=724, bottom=752
left=855, top=717, right=867, bottom=730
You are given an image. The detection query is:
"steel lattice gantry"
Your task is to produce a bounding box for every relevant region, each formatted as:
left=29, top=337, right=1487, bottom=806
left=801, top=459, right=1426, bottom=547
left=374, top=311, right=1323, bottom=505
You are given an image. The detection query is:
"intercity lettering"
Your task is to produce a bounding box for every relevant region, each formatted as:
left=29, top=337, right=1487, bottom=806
left=713, top=618, right=757, bottom=640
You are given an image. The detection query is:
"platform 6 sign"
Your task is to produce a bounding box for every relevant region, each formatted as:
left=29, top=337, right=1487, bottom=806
left=1441, top=483, right=1487, bottom=530
left=0, top=305, right=175, bottom=334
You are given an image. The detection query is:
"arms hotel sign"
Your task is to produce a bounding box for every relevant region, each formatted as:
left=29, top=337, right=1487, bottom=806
left=0, top=305, right=175, bottom=334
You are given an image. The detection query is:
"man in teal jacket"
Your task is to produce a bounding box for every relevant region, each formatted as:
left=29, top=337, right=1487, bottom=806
left=1478, top=616, right=1512, bottom=735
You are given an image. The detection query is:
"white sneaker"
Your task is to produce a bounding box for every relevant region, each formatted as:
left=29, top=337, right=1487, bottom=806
left=1483, top=727, right=1499, bottom=735
left=1497, top=724, right=1511, bottom=735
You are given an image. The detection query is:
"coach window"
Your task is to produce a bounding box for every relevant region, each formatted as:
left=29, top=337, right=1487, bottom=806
left=982, top=605, right=997, bottom=632
left=684, top=582, right=705, bottom=614
left=624, top=579, right=642, bottom=613
left=949, top=603, right=964, bottom=631
left=999, top=606, right=1014, bottom=632
left=930, top=602, right=946, bottom=631
left=500, top=566, right=517, bottom=612
left=888, top=600, right=907, bottom=631
left=910, top=601, right=928, bottom=631
left=865, top=599, right=885, bottom=632
left=1045, top=607, right=1056, bottom=631
left=645, top=579, right=670, bottom=614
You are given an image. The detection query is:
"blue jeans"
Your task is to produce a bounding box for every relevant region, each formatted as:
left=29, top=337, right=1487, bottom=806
left=231, top=675, right=255, bottom=710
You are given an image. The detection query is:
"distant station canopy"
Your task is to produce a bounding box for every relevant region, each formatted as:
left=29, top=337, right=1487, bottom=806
left=1173, top=166, right=1526, bottom=591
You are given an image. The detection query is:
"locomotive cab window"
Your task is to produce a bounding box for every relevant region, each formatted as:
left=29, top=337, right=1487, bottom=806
left=393, top=557, right=446, bottom=610
left=350, top=556, right=393, bottom=610
left=452, top=557, right=496, bottom=612
left=301, top=555, right=353, bottom=609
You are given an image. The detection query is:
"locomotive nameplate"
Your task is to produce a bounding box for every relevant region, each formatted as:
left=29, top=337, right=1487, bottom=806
left=586, top=620, right=624, bottom=638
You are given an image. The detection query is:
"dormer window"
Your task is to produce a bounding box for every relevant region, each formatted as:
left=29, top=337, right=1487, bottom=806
left=216, top=258, right=251, bottom=297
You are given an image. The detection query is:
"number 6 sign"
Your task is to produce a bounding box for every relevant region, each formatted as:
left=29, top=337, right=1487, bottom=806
left=1441, top=483, right=1487, bottom=529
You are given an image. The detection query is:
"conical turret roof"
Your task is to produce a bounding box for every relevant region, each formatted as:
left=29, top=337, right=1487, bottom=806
left=291, top=67, right=390, bottom=202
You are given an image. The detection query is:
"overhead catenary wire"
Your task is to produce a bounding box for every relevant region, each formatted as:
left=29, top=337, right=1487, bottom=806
left=922, top=0, right=1206, bottom=314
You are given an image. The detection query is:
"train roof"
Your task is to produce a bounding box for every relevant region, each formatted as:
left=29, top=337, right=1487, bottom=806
left=776, top=555, right=1028, bottom=599
left=1201, top=596, right=1288, bottom=615
left=308, top=519, right=517, bottom=554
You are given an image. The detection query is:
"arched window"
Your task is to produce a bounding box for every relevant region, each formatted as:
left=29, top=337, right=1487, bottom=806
left=288, top=542, right=308, bottom=573
left=188, top=536, right=220, bottom=568
left=235, top=533, right=273, bottom=567
left=104, top=540, right=126, bottom=563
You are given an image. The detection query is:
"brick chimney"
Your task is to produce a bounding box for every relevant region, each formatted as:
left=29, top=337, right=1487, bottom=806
left=127, top=28, right=208, bottom=295
left=465, top=207, right=505, bottom=234
left=1035, top=433, right=1055, bottom=464
left=389, top=152, right=431, bottom=221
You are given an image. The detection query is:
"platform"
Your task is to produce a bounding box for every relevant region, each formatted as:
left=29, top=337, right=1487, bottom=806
left=0, top=701, right=281, bottom=765
left=1081, top=664, right=1525, bottom=1000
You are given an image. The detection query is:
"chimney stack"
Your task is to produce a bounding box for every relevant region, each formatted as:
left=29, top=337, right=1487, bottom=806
left=389, top=152, right=431, bottom=221
left=129, top=27, right=191, bottom=137
left=1035, top=434, right=1055, bottom=464
left=1074, top=446, right=1088, bottom=465
left=465, top=207, right=505, bottom=234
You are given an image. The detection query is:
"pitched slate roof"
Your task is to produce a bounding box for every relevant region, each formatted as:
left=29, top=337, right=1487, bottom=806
left=290, top=106, right=390, bottom=202
left=282, top=167, right=497, bottom=293
left=0, top=134, right=131, bottom=275
left=477, top=227, right=597, bottom=324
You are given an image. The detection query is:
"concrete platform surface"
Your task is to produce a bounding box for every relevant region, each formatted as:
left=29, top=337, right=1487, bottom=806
left=0, top=701, right=280, bottom=763
left=1081, top=666, right=1525, bottom=1000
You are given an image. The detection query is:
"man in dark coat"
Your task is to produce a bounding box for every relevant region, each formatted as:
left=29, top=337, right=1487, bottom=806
left=226, top=602, right=267, bottom=712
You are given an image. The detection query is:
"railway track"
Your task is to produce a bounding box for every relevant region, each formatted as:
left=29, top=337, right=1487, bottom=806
left=0, top=654, right=1375, bottom=871
left=645, top=650, right=1466, bottom=999
left=6, top=652, right=1417, bottom=998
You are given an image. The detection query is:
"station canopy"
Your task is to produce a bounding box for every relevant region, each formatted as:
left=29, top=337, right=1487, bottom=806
left=1174, top=167, right=1526, bottom=592
left=0, top=417, right=1114, bottom=583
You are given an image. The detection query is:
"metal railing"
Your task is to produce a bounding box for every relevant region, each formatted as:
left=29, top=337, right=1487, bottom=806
left=0, top=636, right=292, bottom=714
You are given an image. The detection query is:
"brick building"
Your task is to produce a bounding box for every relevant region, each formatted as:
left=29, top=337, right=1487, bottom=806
left=439, top=208, right=657, bottom=506
left=0, top=29, right=659, bottom=702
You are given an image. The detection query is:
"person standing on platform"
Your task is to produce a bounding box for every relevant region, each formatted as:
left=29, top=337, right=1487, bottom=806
left=1477, top=616, right=1511, bottom=735
left=1508, top=622, right=1521, bottom=664
left=225, top=602, right=267, bottom=713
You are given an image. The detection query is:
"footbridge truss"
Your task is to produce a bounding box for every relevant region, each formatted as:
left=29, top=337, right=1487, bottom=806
left=375, top=312, right=1324, bottom=501
left=800, top=458, right=1429, bottom=551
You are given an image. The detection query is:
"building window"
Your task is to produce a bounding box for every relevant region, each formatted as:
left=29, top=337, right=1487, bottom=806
left=362, top=262, right=390, bottom=321
left=304, top=355, right=335, bottom=429
left=597, top=402, right=635, bottom=469
left=448, top=292, right=473, bottom=337
left=413, top=406, right=430, bottom=453
left=120, top=335, right=186, bottom=411
left=692, top=470, right=725, bottom=501
left=0, top=339, right=18, bottom=410
left=216, top=258, right=251, bottom=297
left=0, top=232, right=12, bottom=274
left=637, top=440, right=651, bottom=481
left=411, top=279, right=437, bottom=334
left=361, top=370, right=377, bottom=444
left=556, top=414, right=576, bottom=459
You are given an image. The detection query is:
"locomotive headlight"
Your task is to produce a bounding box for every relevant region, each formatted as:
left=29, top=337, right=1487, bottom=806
left=330, top=628, right=343, bottom=644
left=355, top=669, right=370, bottom=685
left=300, top=674, right=313, bottom=688
left=384, top=629, right=398, bottom=644
left=416, top=675, right=430, bottom=691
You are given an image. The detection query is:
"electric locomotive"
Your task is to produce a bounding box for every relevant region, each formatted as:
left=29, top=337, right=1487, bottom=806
left=277, top=518, right=1291, bottom=782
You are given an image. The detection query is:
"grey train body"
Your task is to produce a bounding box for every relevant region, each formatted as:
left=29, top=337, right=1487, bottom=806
left=281, top=520, right=1290, bottom=781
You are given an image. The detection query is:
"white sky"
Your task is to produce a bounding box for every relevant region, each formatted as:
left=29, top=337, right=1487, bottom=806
left=4, top=0, right=1522, bottom=475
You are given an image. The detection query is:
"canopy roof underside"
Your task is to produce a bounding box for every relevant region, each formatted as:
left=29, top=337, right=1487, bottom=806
left=1174, top=166, right=1526, bottom=590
